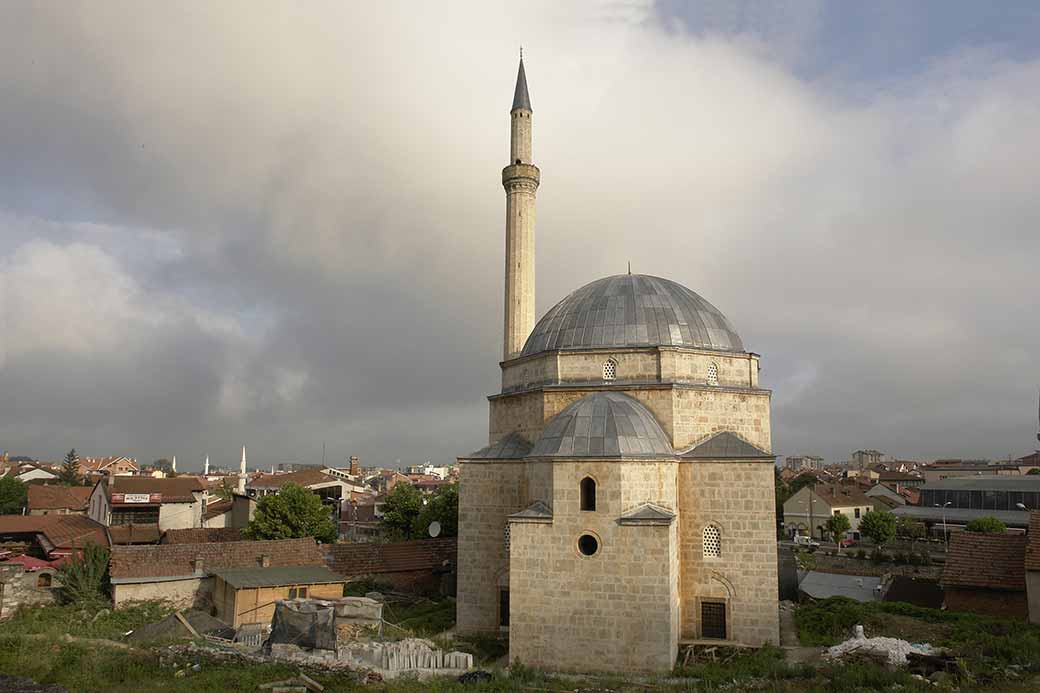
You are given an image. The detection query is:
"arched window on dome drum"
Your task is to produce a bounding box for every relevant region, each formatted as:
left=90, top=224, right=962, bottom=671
left=703, top=524, right=721, bottom=558
left=707, top=362, right=719, bottom=386
left=603, top=359, right=617, bottom=381
left=580, top=477, right=596, bottom=512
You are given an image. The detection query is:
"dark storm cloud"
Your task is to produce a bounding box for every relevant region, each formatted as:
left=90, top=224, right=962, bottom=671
left=1, top=2, right=1038, bottom=469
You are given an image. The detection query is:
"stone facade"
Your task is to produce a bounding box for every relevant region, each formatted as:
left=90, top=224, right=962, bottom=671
left=456, top=58, right=779, bottom=673
left=0, top=564, right=59, bottom=618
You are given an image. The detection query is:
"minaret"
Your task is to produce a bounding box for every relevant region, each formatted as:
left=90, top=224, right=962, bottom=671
left=502, top=54, right=540, bottom=359
left=237, top=445, right=247, bottom=494
left=171, top=455, right=177, bottom=473
left=204, top=456, right=210, bottom=476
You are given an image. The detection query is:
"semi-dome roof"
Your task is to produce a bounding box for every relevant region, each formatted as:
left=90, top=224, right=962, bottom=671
left=520, top=274, right=743, bottom=357
left=529, top=391, right=673, bottom=459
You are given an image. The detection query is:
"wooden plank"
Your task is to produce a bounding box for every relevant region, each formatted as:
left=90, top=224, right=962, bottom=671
left=173, top=611, right=200, bottom=638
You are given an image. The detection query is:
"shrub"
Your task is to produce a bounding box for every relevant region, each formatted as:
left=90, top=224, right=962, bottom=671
left=57, top=543, right=110, bottom=606
left=855, top=548, right=866, bottom=560
left=965, top=516, right=1007, bottom=534
left=795, top=597, right=868, bottom=646
left=870, top=548, right=888, bottom=563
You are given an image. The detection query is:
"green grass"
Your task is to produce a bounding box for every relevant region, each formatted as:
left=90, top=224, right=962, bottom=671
left=2, top=600, right=173, bottom=640
left=674, top=645, right=815, bottom=685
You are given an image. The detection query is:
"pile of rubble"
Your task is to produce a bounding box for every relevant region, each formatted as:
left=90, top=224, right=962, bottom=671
left=823, top=625, right=941, bottom=667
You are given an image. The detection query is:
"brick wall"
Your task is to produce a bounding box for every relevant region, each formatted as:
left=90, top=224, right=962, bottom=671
left=944, top=588, right=1028, bottom=621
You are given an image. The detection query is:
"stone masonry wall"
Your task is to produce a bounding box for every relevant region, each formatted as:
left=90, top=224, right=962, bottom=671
left=677, top=461, right=779, bottom=645
left=456, top=460, right=526, bottom=634
left=672, top=389, right=771, bottom=451
left=113, top=577, right=209, bottom=609
left=0, top=565, right=59, bottom=619
left=508, top=460, right=679, bottom=672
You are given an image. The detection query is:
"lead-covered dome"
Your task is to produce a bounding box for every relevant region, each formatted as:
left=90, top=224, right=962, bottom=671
left=529, top=391, right=673, bottom=458
left=520, top=274, right=743, bottom=357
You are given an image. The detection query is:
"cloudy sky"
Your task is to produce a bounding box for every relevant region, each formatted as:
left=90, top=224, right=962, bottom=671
left=2, top=1, right=1039, bottom=471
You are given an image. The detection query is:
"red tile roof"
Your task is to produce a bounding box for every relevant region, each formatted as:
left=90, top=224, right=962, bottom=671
left=203, top=499, right=233, bottom=520
left=108, top=523, right=162, bottom=545
left=247, top=469, right=338, bottom=490
left=1, top=555, right=61, bottom=571
left=813, top=484, right=874, bottom=508
left=27, top=485, right=92, bottom=512
left=942, top=531, right=1027, bottom=591
left=325, top=537, right=457, bottom=578
left=103, top=476, right=204, bottom=503
left=109, top=537, right=325, bottom=580
left=1026, top=512, right=1040, bottom=572
left=161, top=527, right=243, bottom=544
left=0, top=515, right=109, bottom=551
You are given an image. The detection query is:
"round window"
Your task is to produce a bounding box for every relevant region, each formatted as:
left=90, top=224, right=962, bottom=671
left=577, top=533, right=599, bottom=556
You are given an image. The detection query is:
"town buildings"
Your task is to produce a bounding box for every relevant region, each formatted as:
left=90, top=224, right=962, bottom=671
left=785, top=455, right=824, bottom=471
left=456, top=58, right=778, bottom=674
left=87, top=476, right=206, bottom=531
left=783, top=484, right=875, bottom=540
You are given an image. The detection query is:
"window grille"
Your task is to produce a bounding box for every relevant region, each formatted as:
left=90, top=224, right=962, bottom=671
left=603, top=359, right=617, bottom=381
left=707, top=362, right=719, bottom=385
left=703, top=524, right=721, bottom=558
left=701, top=601, right=727, bottom=639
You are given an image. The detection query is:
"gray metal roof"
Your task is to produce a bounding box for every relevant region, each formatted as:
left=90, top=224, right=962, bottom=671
left=511, top=58, right=531, bottom=112
left=520, top=274, right=743, bottom=357
left=680, top=431, right=773, bottom=460
left=798, top=571, right=881, bottom=602
left=922, top=476, right=1040, bottom=492
left=467, top=432, right=532, bottom=460
left=892, top=505, right=1031, bottom=527
left=508, top=500, right=553, bottom=522
left=212, top=565, right=344, bottom=589
left=529, top=392, right=673, bottom=459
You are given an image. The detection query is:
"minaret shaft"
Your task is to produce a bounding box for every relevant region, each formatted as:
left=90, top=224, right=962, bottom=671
left=503, top=58, right=539, bottom=359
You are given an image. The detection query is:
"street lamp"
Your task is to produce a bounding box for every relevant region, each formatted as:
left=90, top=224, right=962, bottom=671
left=796, top=494, right=819, bottom=541
left=933, top=501, right=951, bottom=550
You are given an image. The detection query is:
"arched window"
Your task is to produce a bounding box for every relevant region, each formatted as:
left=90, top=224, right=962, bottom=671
left=707, top=362, right=719, bottom=386
left=703, top=524, right=721, bottom=558
left=580, top=477, right=596, bottom=512
left=602, top=359, right=617, bottom=381
left=37, top=573, right=52, bottom=588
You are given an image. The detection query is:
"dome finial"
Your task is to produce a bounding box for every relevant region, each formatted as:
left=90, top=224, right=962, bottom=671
left=511, top=51, right=532, bottom=112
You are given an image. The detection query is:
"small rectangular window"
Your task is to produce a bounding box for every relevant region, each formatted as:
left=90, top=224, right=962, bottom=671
left=701, top=601, right=727, bottom=639
left=854, top=508, right=861, bottom=518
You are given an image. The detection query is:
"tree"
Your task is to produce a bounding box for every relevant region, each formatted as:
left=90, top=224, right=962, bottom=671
left=415, top=483, right=459, bottom=538
left=896, top=517, right=926, bottom=550
left=1027, top=468, right=1040, bottom=475
left=824, top=513, right=851, bottom=552
left=859, top=510, right=897, bottom=549
left=242, top=483, right=337, bottom=543
left=58, top=542, right=110, bottom=605
left=58, top=449, right=81, bottom=486
left=380, top=482, right=424, bottom=540
left=0, top=475, right=27, bottom=514
left=965, top=516, right=1007, bottom=534
left=214, top=477, right=235, bottom=502
left=152, top=458, right=173, bottom=475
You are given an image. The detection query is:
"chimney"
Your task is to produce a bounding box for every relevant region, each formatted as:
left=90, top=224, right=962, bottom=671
left=192, top=557, right=204, bottom=575
left=349, top=456, right=360, bottom=476
left=259, top=554, right=271, bottom=568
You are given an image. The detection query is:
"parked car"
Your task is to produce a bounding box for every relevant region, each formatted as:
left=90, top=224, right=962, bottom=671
left=793, top=534, right=820, bottom=549
left=838, top=538, right=857, bottom=549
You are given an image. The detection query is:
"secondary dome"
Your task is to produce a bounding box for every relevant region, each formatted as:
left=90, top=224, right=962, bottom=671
left=529, top=391, right=673, bottom=458
left=520, top=274, right=743, bottom=357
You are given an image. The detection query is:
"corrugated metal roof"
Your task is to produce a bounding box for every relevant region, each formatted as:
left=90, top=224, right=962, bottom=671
left=922, top=476, right=1040, bottom=491
left=892, top=505, right=1031, bottom=527
left=680, top=431, right=773, bottom=460
left=799, top=571, right=881, bottom=602
left=212, top=564, right=345, bottom=589
left=529, top=391, right=673, bottom=459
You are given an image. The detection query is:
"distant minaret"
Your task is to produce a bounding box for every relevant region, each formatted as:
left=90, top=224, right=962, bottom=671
left=237, top=445, right=247, bottom=494
left=204, top=456, right=210, bottom=476
left=171, top=455, right=177, bottom=473
left=502, top=53, right=539, bottom=359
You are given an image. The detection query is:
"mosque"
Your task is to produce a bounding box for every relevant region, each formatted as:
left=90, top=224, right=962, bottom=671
left=456, top=58, right=780, bottom=673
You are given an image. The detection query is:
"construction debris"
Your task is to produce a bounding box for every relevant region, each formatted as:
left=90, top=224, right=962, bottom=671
left=823, top=625, right=941, bottom=666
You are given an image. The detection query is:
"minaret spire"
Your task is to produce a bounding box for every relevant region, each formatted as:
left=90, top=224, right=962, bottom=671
left=502, top=54, right=540, bottom=359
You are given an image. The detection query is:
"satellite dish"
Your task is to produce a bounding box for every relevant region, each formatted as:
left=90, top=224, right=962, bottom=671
left=428, top=521, right=442, bottom=538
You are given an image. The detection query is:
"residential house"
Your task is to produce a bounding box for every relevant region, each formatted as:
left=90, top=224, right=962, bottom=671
left=941, top=531, right=1028, bottom=620
left=78, top=456, right=139, bottom=478
left=783, top=484, right=875, bottom=540
left=246, top=469, right=363, bottom=519
left=10, top=463, right=58, bottom=484
left=202, top=498, right=233, bottom=528
left=1026, top=512, right=1040, bottom=624
left=865, top=484, right=905, bottom=508
left=88, top=476, right=206, bottom=532
left=0, top=515, right=109, bottom=562
left=108, top=537, right=328, bottom=611
left=26, top=485, right=92, bottom=516
left=367, top=469, right=410, bottom=495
